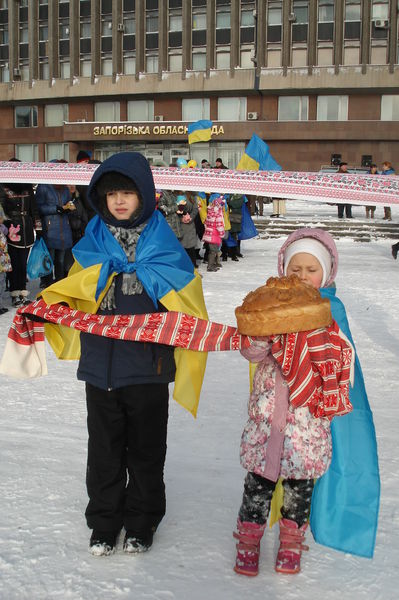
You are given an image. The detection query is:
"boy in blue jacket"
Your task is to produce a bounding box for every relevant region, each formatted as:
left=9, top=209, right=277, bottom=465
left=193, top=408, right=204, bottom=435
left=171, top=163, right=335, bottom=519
left=71, top=152, right=206, bottom=556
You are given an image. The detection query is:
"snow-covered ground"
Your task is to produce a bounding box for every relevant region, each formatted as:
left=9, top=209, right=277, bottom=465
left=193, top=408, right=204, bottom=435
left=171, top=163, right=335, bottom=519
left=0, top=200, right=398, bottom=600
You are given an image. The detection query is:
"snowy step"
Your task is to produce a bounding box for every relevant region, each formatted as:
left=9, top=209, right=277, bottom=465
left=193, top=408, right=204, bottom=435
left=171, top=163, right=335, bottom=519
left=253, top=218, right=399, bottom=241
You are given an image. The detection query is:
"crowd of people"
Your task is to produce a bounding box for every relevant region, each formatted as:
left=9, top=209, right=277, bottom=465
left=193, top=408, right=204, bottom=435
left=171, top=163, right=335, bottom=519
left=0, top=153, right=396, bottom=314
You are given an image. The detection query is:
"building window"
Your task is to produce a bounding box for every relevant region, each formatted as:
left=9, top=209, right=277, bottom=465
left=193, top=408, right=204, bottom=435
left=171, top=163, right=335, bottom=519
left=240, top=2, right=255, bottom=44
left=60, top=61, right=70, bottom=79
left=101, top=59, right=112, bottom=75
left=192, top=50, right=206, bottom=70
left=267, top=2, right=282, bottom=44
left=182, top=98, right=210, bottom=121
left=318, top=0, right=334, bottom=42
left=95, top=101, right=121, bottom=122
left=278, top=96, right=309, bottom=121
left=216, top=47, right=230, bottom=69
left=344, top=1, right=361, bottom=40
left=292, top=0, right=309, bottom=43
left=371, top=0, right=389, bottom=39
left=381, top=95, right=399, bottom=120
left=127, top=100, right=154, bottom=121
left=123, top=55, right=136, bottom=74
left=218, top=97, right=247, bottom=121
left=169, top=52, right=182, bottom=71
left=15, top=144, right=38, bottom=162
left=146, top=53, right=158, bottom=72
left=44, top=104, right=68, bottom=127
left=15, top=106, right=38, bottom=128
left=0, top=62, right=9, bottom=82
left=45, top=143, right=69, bottom=162
left=317, top=95, right=348, bottom=120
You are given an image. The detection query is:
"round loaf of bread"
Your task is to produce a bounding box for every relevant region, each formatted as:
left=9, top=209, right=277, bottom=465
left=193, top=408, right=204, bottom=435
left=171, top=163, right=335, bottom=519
left=235, top=275, right=332, bottom=336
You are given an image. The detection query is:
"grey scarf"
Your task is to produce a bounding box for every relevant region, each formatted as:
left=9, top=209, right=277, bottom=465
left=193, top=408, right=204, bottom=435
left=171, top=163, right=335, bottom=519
left=100, top=223, right=146, bottom=311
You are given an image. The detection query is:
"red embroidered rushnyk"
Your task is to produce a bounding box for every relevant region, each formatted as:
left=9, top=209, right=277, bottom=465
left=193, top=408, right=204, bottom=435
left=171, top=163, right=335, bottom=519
left=270, top=321, right=353, bottom=419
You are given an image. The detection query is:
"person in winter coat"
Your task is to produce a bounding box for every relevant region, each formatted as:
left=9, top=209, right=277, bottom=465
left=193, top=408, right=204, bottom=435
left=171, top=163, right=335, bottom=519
left=157, top=190, right=183, bottom=240
left=233, top=228, right=360, bottom=577
left=201, top=195, right=225, bottom=272
left=222, top=194, right=245, bottom=261
left=49, top=152, right=206, bottom=558
left=0, top=205, right=12, bottom=313
left=176, top=192, right=198, bottom=268
left=365, top=164, right=378, bottom=218
left=35, top=177, right=74, bottom=286
left=380, top=161, right=395, bottom=221
left=0, top=163, right=41, bottom=306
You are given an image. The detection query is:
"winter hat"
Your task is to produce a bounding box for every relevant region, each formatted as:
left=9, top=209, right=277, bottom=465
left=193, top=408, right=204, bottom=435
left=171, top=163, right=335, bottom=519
left=95, top=172, right=138, bottom=198
left=76, top=150, right=91, bottom=163
left=283, top=238, right=332, bottom=287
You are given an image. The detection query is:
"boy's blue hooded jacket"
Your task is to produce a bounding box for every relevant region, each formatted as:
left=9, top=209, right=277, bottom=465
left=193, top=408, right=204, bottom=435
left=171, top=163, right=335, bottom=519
left=76, top=152, right=176, bottom=390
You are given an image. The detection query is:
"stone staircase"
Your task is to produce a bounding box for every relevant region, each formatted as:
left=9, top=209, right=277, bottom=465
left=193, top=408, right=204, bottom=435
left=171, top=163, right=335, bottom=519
left=253, top=217, right=399, bottom=242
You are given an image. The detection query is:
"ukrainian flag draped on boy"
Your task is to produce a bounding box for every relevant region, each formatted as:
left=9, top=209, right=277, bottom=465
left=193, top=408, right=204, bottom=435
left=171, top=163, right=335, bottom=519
left=39, top=152, right=208, bottom=417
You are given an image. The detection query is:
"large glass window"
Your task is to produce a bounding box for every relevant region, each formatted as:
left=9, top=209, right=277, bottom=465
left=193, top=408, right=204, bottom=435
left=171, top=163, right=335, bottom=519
left=317, top=96, right=348, bottom=120
left=381, top=95, right=399, bottom=120
left=15, top=144, right=38, bottom=162
left=192, top=50, right=206, bottom=71
left=292, top=0, right=309, bottom=43
left=278, top=96, right=309, bottom=121
left=15, top=106, right=38, bottom=128
left=182, top=98, right=210, bottom=121
left=127, top=100, right=155, bottom=121
left=218, top=97, right=247, bottom=121
left=45, top=143, right=69, bottom=162
left=344, top=0, right=361, bottom=40
left=267, top=2, right=282, bottom=44
left=318, top=0, right=334, bottom=41
left=44, top=104, right=68, bottom=127
left=94, top=101, right=121, bottom=122
left=371, top=0, right=389, bottom=39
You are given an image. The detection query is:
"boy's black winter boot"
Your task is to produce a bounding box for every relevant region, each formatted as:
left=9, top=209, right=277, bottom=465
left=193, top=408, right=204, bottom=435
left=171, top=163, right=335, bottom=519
left=123, top=529, right=154, bottom=554
left=89, top=530, right=118, bottom=556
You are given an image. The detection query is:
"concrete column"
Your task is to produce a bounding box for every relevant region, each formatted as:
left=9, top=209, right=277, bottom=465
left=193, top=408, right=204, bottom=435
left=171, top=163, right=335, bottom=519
left=182, top=0, right=192, bottom=76
left=333, top=0, right=344, bottom=73
left=135, top=0, right=145, bottom=78
left=48, top=0, right=59, bottom=80
left=91, top=0, right=101, bottom=81
left=308, top=0, right=317, bottom=73
left=112, top=0, right=123, bottom=80
left=70, top=0, right=80, bottom=80
left=28, top=0, right=39, bottom=82
left=388, top=0, right=398, bottom=73
left=158, top=0, right=168, bottom=78
left=206, top=0, right=216, bottom=73
left=230, top=0, right=240, bottom=73
left=282, top=0, right=292, bottom=74
left=360, top=0, right=371, bottom=72
left=256, top=0, right=266, bottom=71
left=8, top=0, right=18, bottom=80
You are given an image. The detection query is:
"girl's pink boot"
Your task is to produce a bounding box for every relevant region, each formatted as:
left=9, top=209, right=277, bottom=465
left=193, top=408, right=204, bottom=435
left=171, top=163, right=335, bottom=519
left=275, top=518, right=309, bottom=574
left=233, top=519, right=266, bottom=576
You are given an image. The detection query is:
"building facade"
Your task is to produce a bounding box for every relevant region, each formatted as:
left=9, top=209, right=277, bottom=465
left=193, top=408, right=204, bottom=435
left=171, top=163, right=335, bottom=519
left=0, top=0, right=398, bottom=171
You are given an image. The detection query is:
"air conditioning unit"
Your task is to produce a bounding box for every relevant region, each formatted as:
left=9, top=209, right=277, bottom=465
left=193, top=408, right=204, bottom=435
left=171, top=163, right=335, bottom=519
left=117, top=23, right=125, bottom=32
left=154, top=115, right=164, bottom=122
left=288, top=13, right=297, bottom=23
left=374, top=19, right=389, bottom=29
left=247, top=112, right=258, bottom=121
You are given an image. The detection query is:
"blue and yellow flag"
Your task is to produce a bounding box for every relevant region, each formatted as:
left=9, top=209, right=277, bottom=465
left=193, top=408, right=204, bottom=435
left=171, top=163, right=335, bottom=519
left=187, top=119, right=213, bottom=144
left=40, top=211, right=208, bottom=417
left=236, top=133, right=282, bottom=171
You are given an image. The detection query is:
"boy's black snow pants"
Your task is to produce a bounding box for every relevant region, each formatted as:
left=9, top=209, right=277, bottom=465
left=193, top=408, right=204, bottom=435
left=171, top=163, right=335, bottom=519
left=85, top=382, right=169, bottom=537
left=238, top=472, right=314, bottom=527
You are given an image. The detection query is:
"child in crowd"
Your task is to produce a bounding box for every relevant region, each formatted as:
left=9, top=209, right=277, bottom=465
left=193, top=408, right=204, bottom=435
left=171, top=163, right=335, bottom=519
left=39, top=152, right=207, bottom=557
left=201, top=194, right=225, bottom=272
left=0, top=205, right=12, bottom=314
left=233, top=228, right=379, bottom=575
left=176, top=192, right=198, bottom=268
